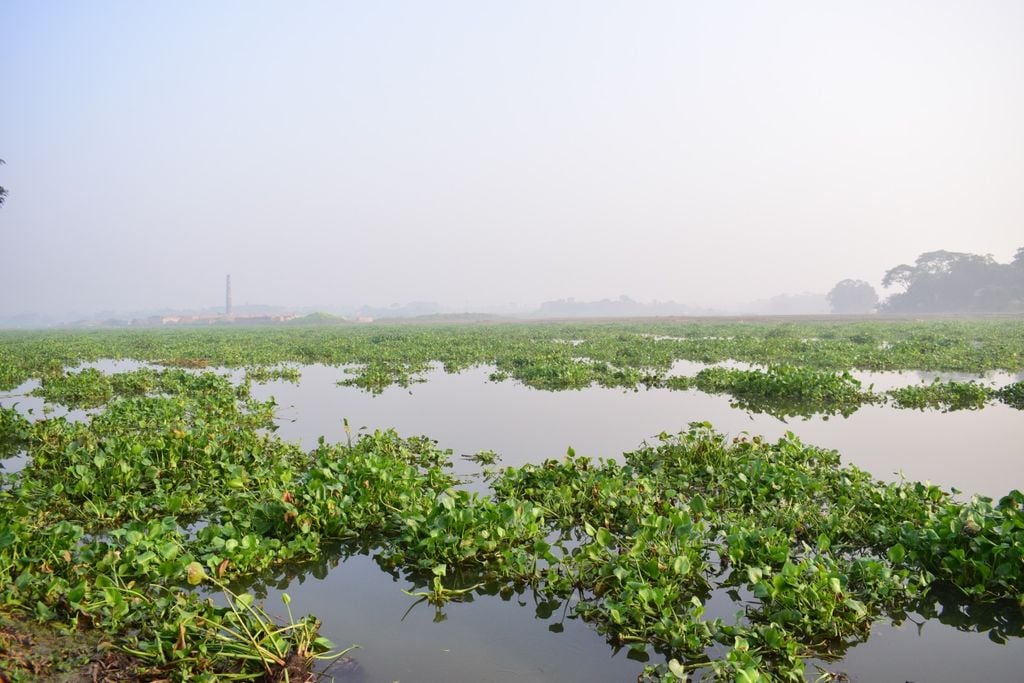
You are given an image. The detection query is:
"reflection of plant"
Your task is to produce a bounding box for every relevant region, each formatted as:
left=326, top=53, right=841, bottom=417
left=686, top=364, right=876, bottom=418
left=0, top=405, right=30, bottom=459
left=403, top=564, right=481, bottom=606
left=0, top=158, right=7, bottom=208
left=495, top=423, right=1022, bottom=679
left=462, top=449, right=501, bottom=465
left=912, top=582, right=1024, bottom=644
left=2, top=325, right=1024, bottom=680
left=246, top=365, right=302, bottom=384
left=995, top=380, right=1024, bottom=410
left=4, top=319, right=1024, bottom=396
left=886, top=378, right=992, bottom=411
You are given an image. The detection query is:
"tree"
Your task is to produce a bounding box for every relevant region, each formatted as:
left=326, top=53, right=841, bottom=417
left=827, top=279, right=878, bottom=314
left=0, top=159, right=6, bottom=208
left=881, top=249, right=1024, bottom=313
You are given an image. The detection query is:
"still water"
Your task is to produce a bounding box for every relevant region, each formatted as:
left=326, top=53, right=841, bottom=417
left=243, top=364, right=1023, bottom=682
left=3, top=362, right=1022, bottom=681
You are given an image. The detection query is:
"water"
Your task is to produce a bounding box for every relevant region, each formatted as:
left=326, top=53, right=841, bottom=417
left=3, top=362, right=1022, bottom=680
left=241, top=555, right=646, bottom=682
left=254, top=364, right=1022, bottom=499
left=242, top=363, right=1024, bottom=682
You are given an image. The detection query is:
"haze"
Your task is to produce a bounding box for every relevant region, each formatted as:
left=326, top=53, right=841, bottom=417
left=2, top=1, right=1022, bottom=318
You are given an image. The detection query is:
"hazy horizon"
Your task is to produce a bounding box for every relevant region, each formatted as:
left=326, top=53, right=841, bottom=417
left=3, top=1, right=1022, bottom=317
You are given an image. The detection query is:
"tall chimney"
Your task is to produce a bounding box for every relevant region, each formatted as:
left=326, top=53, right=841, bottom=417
left=225, top=274, right=232, bottom=317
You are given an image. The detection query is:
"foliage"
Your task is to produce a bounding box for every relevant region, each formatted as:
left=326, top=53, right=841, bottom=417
left=686, top=365, right=876, bottom=418
left=881, top=249, right=1024, bottom=313
left=493, top=425, right=1021, bottom=679
left=898, top=490, right=1024, bottom=602
left=32, top=367, right=114, bottom=407
left=826, top=279, right=878, bottom=314
left=886, top=378, right=992, bottom=411
left=245, top=365, right=302, bottom=384
left=0, top=405, right=30, bottom=460
left=994, top=381, right=1024, bottom=410
left=1, top=363, right=1021, bottom=680
left=2, top=320, right=1024, bottom=399
left=0, top=371, right=350, bottom=679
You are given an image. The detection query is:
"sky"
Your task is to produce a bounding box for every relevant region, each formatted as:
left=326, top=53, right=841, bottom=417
left=1, top=1, right=1022, bottom=316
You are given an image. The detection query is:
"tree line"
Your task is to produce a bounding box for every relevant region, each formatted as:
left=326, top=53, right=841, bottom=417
left=829, top=248, right=1024, bottom=314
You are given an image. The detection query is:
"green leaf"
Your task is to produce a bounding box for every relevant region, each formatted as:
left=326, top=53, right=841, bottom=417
left=736, top=667, right=763, bottom=683
left=667, top=659, right=687, bottom=680
left=186, top=561, right=206, bottom=586
left=844, top=598, right=868, bottom=618
left=887, top=543, right=906, bottom=564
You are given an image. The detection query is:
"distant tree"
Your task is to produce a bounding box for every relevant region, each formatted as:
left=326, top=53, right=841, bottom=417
left=827, top=279, right=878, bottom=314
left=881, top=249, right=1024, bottom=313
left=0, top=159, right=6, bottom=208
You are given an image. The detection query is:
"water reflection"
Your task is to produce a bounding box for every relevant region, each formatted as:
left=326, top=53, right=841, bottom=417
left=835, top=585, right=1024, bottom=682
left=223, top=531, right=1024, bottom=683
left=4, top=360, right=1022, bottom=681
left=236, top=552, right=647, bottom=683
left=253, top=364, right=1023, bottom=500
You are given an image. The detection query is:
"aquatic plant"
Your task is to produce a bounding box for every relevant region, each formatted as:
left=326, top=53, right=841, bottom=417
left=684, top=365, right=876, bottom=418
left=32, top=367, right=114, bottom=407
left=3, top=319, right=1024, bottom=397
left=995, top=380, right=1024, bottom=410
left=886, top=378, right=992, bottom=411
left=245, top=365, right=302, bottom=384
left=2, top=323, right=1023, bottom=679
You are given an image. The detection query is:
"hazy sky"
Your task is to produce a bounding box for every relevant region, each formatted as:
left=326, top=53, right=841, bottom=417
left=2, top=1, right=1022, bottom=315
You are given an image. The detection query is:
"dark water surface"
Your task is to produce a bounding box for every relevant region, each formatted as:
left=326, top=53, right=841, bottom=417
left=3, top=362, right=1022, bottom=680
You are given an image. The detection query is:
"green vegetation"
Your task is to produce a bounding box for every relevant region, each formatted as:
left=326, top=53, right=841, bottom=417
left=0, top=405, right=29, bottom=460
left=245, top=365, right=302, bottom=384
left=887, top=378, right=993, bottom=411
left=1, top=360, right=1022, bottom=680
left=677, top=365, right=876, bottom=418
left=995, top=381, right=1024, bottom=410
left=2, top=320, right=1023, bottom=409
left=11, top=328, right=1023, bottom=421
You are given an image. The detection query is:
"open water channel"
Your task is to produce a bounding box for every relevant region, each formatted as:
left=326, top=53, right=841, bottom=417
left=2, top=361, right=1022, bottom=681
